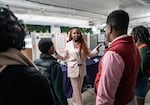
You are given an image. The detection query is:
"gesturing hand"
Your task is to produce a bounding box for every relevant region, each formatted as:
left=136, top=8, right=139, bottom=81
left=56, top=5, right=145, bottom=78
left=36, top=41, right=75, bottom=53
left=96, top=42, right=104, bottom=52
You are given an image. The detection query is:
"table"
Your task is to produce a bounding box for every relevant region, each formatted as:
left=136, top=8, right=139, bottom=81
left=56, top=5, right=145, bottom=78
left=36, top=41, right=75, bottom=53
left=61, top=56, right=101, bottom=98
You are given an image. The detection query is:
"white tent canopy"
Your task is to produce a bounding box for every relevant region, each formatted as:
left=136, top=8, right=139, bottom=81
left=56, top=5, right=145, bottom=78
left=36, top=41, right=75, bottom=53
left=1, top=0, right=150, bottom=28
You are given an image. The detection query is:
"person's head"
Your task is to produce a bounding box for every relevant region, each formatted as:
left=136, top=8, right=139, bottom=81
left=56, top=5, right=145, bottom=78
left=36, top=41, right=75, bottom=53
left=0, top=7, right=26, bottom=52
left=68, top=27, right=89, bottom=57
left=38, top=38, right=55, bottom=54
left=105, top=10, right=129, bottom=42
left=68, top=27, right=84, bottom=43
left=131, top=26, right=150, bottom=46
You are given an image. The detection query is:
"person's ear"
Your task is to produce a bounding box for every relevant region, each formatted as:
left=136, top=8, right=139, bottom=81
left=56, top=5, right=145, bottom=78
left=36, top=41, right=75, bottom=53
left=136, top=38, right=141, bottom=46
left=107, top=25, right=112, bottom=33
left=134, top=35, right=138, bottom=43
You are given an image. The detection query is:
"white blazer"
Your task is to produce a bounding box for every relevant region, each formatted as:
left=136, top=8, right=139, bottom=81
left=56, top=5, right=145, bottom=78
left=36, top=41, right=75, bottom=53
left=57, top=40, right=98, bottom=78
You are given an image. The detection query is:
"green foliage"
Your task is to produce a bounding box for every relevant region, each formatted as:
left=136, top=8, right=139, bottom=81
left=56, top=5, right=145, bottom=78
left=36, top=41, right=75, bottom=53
left=26, top=25, right=92, bottom=34
left=60, top=26, right=71, bottom=34
left=60, top=26, right=93, bottom=35
left=81, top=28, right=93, bottom=34
left=101, top=29, right=105, bottom=32
left=26, top=25, right=50, bottom=33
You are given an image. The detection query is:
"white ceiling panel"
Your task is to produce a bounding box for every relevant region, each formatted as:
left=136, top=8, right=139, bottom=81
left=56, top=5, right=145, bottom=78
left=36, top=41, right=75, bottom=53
left=1, top=0, right=150, bottom=27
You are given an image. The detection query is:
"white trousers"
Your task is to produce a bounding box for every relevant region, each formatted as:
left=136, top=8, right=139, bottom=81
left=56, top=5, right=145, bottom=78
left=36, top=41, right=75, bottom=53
left=70, top=75, right=84, bottom=105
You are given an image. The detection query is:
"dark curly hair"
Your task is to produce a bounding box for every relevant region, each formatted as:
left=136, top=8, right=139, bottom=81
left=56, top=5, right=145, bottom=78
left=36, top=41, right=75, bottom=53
left=131, top=25, right=150, bottom=45
left=0, top=7, right=26, bottom=52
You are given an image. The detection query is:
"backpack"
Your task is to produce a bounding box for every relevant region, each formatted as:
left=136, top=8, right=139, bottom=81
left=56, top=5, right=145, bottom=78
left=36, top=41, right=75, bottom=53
left=36, top=61, right=60, bottom=105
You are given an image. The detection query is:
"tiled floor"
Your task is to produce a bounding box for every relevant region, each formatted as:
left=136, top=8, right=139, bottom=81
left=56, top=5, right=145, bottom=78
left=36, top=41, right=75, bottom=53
left=67, top=88, right=96, bottom=105
left=145, top=90, right=150, bottom=105
left=68, top=88, right=150, bottom=105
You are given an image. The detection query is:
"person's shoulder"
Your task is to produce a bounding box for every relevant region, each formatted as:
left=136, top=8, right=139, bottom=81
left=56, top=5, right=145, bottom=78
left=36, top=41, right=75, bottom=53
left=66, top=40, right=73, bottom=46
left=104, top=51, right=121, bottom=58
left=140, top=46, right=150, bottom=58
left=34, top=58, right=43, bottom=64
left=5, top=65, right=44, bottom=78
left=141, top=45, right=150, bottom=51
left=49, top=61, right=60, bottom=70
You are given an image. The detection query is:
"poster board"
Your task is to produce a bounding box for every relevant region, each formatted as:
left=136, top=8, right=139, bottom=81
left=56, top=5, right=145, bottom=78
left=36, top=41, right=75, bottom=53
left=55, top=33, right=67, bottom=51
left=89, top=34, right=98, bottom=50
left=98, top=33, right=105, bottom=42
left=31, top=32, right=51, bottom=60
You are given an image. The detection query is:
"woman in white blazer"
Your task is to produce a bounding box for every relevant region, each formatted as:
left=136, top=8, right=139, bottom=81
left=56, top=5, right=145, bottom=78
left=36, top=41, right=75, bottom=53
left=55, top=27, right=101, bottom=105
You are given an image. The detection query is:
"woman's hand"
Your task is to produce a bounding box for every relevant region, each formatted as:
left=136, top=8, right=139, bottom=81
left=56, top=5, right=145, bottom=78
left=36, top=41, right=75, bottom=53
left=96, top=43, right=104, bottom=52
left=54, top=50, right=58, bottom=56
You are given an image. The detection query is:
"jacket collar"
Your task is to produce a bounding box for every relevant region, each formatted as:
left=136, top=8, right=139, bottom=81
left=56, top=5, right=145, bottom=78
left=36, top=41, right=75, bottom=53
left=105, top=35, right=134, bottom=52
left=0, top=65, right=7, bottom=73
left=40, top=53, right=57, bottom=61
left=138, top=43, right=148, bottom=50
left=110, top=35, right=134, bottom=47
left=0, top=48, right=37, bottom=73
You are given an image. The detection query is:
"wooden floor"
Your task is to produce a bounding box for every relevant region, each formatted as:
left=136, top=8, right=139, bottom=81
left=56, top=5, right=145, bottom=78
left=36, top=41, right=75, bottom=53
left=67, top=88, right=150, bottom=105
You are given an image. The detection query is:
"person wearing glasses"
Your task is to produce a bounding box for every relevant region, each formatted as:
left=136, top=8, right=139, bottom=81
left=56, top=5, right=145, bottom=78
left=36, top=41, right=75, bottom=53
left=94, top=10, right=141, bottom=105
left=131, top=26, right=150, bottom=105
left=0, top=7, right=54, bottom=105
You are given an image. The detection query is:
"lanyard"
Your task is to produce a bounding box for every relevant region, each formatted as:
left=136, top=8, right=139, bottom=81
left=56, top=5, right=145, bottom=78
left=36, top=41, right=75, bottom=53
left=74, top=48, right=82, bottom=65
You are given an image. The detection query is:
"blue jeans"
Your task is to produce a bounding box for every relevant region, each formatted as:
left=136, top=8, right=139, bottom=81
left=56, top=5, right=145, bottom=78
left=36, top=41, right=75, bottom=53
left=135, top=75, right=149, bottom=99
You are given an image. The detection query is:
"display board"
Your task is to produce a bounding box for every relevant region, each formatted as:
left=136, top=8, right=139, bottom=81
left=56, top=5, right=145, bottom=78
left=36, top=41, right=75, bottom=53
left=89, top=34, right=98, bottom=50
left=55, top=33, right=67, bottom=51
left=31, top=32, right=51, bottom=60
left=98, top=33, right=105, bottom=42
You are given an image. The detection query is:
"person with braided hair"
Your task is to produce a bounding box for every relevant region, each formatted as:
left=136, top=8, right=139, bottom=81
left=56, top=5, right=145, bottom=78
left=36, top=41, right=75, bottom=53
left=131, top=26, right=150, bottom=105
left=0, top=7, right=54, bottom=105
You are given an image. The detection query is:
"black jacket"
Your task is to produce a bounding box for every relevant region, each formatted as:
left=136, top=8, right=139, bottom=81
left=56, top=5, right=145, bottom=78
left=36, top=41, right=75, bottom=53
left=34, top=54, right=68, bottom=105
left=0, top=65, right=54, bottom=105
